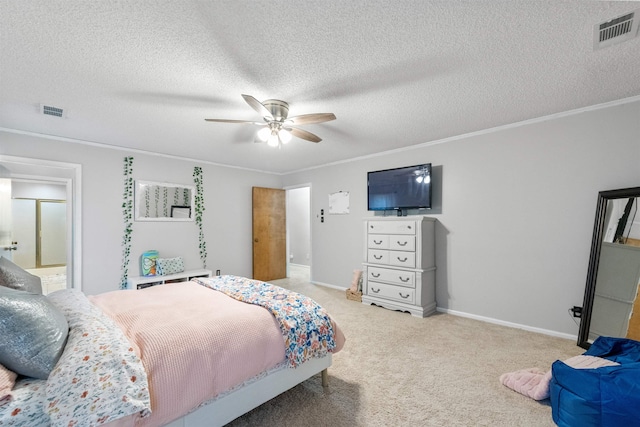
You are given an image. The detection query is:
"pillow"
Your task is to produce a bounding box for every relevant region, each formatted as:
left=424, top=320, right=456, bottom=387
left=157, top=257, right=185, bottom=275
left=500, top=355, right=620, bottom=401
left=0, top=287, right=68, bottom=379
left=140, top=250, right=159, bottom=277
left=0, top=363, right=17, bottom=403
left=46, top=289, right=151, bottom=425
left=0, top=256, right=42, bottom=294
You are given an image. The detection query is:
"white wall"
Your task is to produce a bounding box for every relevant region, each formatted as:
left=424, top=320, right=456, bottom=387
left=2, top=99, right=639, bottom=337
left=12, top=181, right=66, bottom=200
left=282, top=99, right=640, bottom=337
left=0, top=132, right=282, bottom=295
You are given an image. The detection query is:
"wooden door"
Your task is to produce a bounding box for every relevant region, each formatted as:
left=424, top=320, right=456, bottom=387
left=252, top=187, right=286, bottom=281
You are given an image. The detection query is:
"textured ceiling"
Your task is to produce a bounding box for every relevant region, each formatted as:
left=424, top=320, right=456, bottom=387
left=1, top=1, right=639, bottom=174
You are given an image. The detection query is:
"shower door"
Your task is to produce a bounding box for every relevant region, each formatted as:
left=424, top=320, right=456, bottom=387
left=11, top=199, right=66, bottom=268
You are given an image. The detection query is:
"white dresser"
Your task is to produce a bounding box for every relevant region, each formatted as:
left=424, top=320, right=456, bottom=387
left=362, top=216, right=436, bottom=317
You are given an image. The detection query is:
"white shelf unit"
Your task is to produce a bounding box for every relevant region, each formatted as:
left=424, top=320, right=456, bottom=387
left=362, top=216, right=436, bottom=317
left=126, top=269, right=213, bottom=290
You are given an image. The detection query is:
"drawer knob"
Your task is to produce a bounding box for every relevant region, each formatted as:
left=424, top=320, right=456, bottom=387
left=374, top=255, right=383, bottom=260
left=407, top=225, right=412, bottom=229
left=397, top=257, right=408, bottom=262
left=373, top=240, right=383, bottom=245
left=399, top=292, right=410, bottom=299
left=371, top=288, right=380, bottom=293
left=397, top=241, right=407, bottom=246
left=371, top=273, right=380, bottom=278
left=399, top=276, right=410, bottom=282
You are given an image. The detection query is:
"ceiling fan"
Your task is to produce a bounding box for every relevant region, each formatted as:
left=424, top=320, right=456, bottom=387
left=205, top=94, right=336, bottom=147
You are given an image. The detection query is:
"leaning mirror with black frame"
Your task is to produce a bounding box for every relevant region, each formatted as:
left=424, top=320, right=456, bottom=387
left=578, top=186, right=640, bottom=349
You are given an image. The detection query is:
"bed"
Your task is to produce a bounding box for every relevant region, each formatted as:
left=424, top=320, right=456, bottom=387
left=0, top=268, right=345, bottom=427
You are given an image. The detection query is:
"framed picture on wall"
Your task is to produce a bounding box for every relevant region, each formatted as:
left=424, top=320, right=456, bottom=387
left=329, top=191, right=349, bottom=214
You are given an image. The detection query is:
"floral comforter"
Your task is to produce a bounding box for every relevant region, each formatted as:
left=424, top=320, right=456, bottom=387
left=194, top=275, right=338, bottom=367
left=0, top=290, right=150, bottom=427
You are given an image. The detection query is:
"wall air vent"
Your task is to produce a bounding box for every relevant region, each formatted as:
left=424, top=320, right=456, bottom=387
left=40, top=104, right=65, bottom=118
left=594, top=10, right=639, bottom=50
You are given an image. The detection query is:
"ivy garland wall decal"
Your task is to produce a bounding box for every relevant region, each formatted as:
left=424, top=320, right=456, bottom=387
left=120, top=162, right=206, bottom=287
left=193, top=166, right=207, bottom=268
left=154, top=186, right=160, bottom=217
left=162, top=186, right=168, bottom=217
left=120, top=156, right=134, bottom=289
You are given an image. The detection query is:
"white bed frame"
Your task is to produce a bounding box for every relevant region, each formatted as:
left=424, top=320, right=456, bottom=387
left=163, top=355, right=332, bottom=427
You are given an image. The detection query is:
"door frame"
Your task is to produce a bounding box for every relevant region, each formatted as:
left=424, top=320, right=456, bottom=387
left=0, top=155, right=82, bottom=290
left=284, top=183, right=312, bottom=280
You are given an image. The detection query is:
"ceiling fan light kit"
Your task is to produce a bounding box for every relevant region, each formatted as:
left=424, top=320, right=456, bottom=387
left=205, top=94, right=336, bottom=148
left=257, top=126, right=271, bottom=142
left=277, top=128, right=292, bottom=144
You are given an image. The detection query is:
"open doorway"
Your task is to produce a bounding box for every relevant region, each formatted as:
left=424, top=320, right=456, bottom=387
left=0, top=155, right=81, bottom=291
left=12, top=182, right=67, bottom=294
left=286, top=185, right=311, bottom=282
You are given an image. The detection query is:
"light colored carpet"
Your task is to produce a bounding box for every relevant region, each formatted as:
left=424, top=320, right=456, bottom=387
left=226, top=267, right=582, bottom=427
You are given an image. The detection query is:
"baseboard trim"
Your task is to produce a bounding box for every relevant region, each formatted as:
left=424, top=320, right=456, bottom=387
left=310, top=280, right=578, bottom=341
left=310, top=281, right=349, bottom=291
left=289, top=263, right=310, bottom=269
left=436, top=307, right=577, bottom=341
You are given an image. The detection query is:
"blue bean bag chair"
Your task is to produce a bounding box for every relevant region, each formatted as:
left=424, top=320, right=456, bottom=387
left=550, top=336, right=640, bottom=427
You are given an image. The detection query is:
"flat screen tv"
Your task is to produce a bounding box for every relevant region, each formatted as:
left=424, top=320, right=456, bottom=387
left=367, top=163, right=432, bottom=211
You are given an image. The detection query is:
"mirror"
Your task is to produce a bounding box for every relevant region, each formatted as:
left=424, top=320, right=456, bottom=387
left=135, top=181, right=195, bottom=222
left=578, top=187, right=640, bottom=349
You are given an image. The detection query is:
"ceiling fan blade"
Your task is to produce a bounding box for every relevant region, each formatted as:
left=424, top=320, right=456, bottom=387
left=287, top=127, right=322, bottom=143
left=286, top=113, right=336, bottom=125
left=205, top=118, right=264, bottom=124
left=241, top=94, right=273, bottom=119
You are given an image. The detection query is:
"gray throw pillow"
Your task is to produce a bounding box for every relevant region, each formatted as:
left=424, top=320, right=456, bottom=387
left=0, top=286, right=68, bottom=379
left=0, top=256, right=42, bottom=294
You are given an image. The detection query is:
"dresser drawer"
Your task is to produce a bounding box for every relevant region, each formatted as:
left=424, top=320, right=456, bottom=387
left=388, top=251, right=416, bottom=268
left=368, top=234, right=389, bottom=249
left=388, top=235, right=415, bottom=251
left=368, top=220, right=416, bottom=235
left=367, top=266, right=415, bottom=288
left=367, top=281, right=415, bottom=304
left=367, top=249, right=389, bottom=264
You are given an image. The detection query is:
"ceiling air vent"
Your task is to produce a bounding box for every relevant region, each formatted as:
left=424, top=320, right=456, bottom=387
left=40, top=104, right=65, bottom=118
left=594, top=10, right=639, bottom=50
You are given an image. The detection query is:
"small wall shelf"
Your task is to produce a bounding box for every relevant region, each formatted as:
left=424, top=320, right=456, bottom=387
left=126, top=269, right=213, bottom=290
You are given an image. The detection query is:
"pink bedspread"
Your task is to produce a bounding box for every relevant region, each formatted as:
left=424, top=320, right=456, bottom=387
left=90, top=281, right=291, bottom=426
